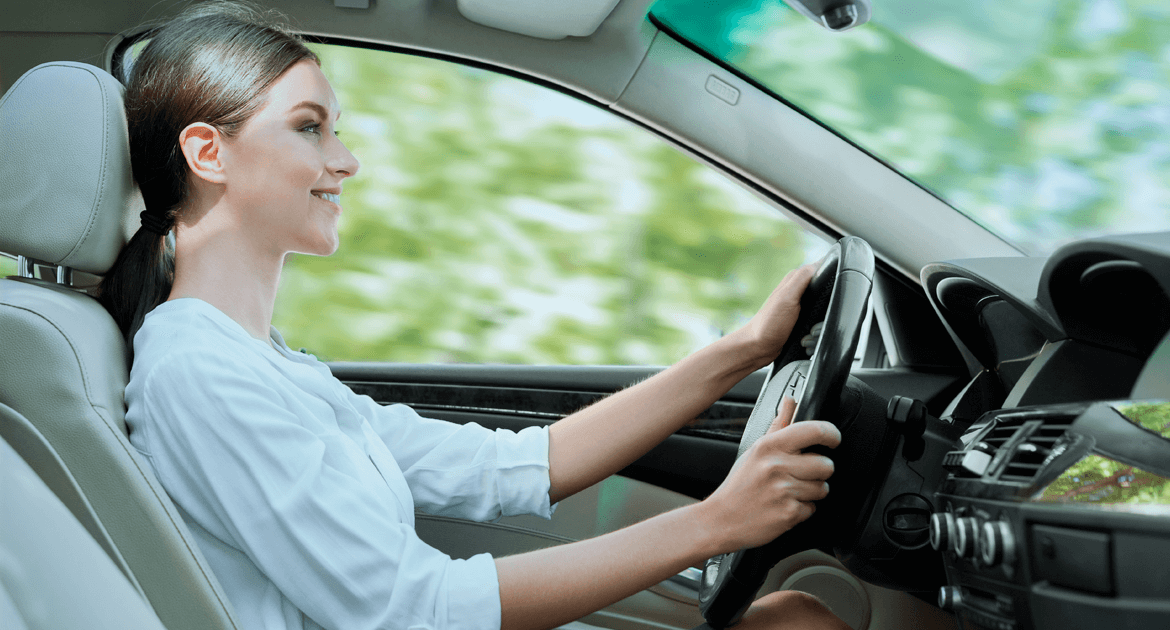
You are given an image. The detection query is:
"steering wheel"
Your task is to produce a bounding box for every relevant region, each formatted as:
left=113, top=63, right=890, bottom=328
left=698, top=236, right=875, bottom=628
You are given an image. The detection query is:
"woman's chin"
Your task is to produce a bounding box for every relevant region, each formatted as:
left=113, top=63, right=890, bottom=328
left=291, top=233, right=340, bottom=258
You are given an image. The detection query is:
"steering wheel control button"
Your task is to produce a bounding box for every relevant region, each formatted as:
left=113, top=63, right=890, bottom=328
left=929, top=512, right=956, bottom=551
left=782, top=371, right=806, bottom=406
left=979, top=521, right=1016, bottom=569
left=883, top=494, right=933, bottom=548
left=952, top=517, right=979, bottom=558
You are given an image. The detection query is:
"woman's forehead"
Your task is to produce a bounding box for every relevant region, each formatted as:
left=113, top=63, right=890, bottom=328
left=263, top=60, right=340, bottom=119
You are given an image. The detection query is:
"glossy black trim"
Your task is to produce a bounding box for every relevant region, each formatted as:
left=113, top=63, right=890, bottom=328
left=330, top=363, right=965, bottom=417
left=344, top=380, right=755, bottom=442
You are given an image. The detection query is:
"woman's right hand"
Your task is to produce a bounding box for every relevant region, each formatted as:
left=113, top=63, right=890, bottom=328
left=699, top=395, right=841, bottom=553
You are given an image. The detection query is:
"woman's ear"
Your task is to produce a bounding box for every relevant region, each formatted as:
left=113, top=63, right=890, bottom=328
left=178, top=122, right=226, bottom=185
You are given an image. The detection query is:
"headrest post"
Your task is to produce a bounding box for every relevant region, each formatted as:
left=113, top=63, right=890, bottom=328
left=16, top=256, right=35, bottom=279
left=56, top=265, right=73, bottom=286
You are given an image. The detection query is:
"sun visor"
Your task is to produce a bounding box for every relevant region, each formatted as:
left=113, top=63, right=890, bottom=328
left=456, top=0, right=620, bottom=40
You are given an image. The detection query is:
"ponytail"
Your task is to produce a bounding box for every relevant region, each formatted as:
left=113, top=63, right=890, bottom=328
left=99, top=214, right=175, bottom=342
left=97, top=0, right=316, bottom=343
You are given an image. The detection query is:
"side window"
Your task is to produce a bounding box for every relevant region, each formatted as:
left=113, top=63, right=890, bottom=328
left=273, top=43, right=830, bottom=365
left=0, top=254, right=15, bottom=277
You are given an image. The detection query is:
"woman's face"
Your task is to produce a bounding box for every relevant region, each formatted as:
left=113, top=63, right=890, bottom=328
left=218, top=59, right=360, bottom=258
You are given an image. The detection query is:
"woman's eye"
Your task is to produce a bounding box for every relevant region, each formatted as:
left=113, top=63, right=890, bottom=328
left=299, top=122, right=322, bottom=135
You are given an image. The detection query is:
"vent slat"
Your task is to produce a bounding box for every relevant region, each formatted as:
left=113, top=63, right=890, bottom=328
left=995, top=415, right=1073, bottom=483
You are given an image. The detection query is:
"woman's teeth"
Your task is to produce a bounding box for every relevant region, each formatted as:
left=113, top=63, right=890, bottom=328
left=312, top=192, right=340, bottom=204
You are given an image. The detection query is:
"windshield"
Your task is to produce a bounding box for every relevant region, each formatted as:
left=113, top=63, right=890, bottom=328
left=652, top=0, right=1170, bottom=255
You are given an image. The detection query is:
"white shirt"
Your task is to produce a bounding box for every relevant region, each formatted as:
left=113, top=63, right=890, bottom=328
left=124, top=298, right=556, bottom=630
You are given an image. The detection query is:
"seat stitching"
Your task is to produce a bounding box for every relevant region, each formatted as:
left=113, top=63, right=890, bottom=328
left=57, top=63, right=110, bottom=268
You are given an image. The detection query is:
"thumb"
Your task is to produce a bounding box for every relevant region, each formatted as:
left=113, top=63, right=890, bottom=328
left=768, top=395, right=797, bottom=433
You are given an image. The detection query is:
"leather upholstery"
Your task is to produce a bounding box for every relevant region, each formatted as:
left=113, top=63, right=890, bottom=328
left=0, top=434, right=166, bottom=630
left=0, top=63, right=241, bottom=630
left=0, top=62, right=134, bottom=273
left=0, top=401, right=139, bottom=592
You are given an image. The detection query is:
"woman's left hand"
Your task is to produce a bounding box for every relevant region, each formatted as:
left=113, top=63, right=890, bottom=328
left=735, top=263, right=816, bottom=369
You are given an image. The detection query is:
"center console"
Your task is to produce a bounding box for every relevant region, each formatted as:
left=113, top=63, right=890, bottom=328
left=928, top=401, right=1170, bottom=630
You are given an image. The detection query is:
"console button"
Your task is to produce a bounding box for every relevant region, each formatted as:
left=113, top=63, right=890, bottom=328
left=937, top=585, right=962, bottom=610
left=943, top=442, right=995, bottom=477
left=929, top=512, right=955, bottom=551
left=952, top=517, right=979, bottom=558
left=980, top=520, right=1016, bottom=569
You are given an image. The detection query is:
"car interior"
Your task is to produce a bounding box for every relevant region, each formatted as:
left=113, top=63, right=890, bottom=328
left=2, top=1, right=1169, bottom=630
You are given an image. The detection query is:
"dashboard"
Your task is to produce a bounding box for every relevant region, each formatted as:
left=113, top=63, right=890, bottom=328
left=911, top=232, right=1170, bottom=630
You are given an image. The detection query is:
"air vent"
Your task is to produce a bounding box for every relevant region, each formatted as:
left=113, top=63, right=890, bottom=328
left=998, top=415, right=1077, bottom=483
left=980, top=421, right=1022, bottom=455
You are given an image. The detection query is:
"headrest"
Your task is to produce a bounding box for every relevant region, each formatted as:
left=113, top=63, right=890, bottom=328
left=0, top=62, right=135, bottom=274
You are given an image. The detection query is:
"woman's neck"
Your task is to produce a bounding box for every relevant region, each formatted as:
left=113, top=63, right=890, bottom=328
left=168, top=208, right=285, bottom=343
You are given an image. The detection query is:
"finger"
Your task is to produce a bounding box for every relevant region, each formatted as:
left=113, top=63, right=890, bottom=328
left=776, top=263, right=815, bottom=298
left=807, top=480, right=830, bottom=501
left=785, top=262, right=816, bottom=285
left=775, top=478, right=830, bottom=502
left=782, top=453, right=835, bottom=481
left=764, top=420, right=842, bottom=453
left=767, top=395, right=797, bottom=433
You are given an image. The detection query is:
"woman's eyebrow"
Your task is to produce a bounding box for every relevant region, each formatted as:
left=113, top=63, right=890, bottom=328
left=288, top=100, right=340, bottom=120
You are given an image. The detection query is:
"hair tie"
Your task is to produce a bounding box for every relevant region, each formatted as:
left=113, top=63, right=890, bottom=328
left=139, top=210, right=173, bottom=236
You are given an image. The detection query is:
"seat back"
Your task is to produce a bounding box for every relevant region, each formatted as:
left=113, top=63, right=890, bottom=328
left=0, top=401, right=138, bottom=591
left=0, top=62, right=239, bottom=630
left=0, top=424, right=167, bottom=630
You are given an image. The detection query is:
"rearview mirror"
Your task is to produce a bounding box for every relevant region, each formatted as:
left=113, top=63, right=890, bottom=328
left=785, top=0, right=871, bottom=32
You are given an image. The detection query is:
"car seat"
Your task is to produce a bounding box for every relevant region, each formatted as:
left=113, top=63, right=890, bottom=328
left=0, top=62, right=240, bottom=630
left=0, top=403, right=166, bottom=630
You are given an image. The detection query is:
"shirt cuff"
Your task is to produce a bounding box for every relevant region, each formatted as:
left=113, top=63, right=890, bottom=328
left=447, top=552, right=502, bottom=630
left=493, top=425, right=558, bottom=519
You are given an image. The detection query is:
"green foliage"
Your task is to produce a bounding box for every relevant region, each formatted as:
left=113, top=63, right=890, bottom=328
left=1114, top=401, right=1170, bottom=437
left=1037, top=454, right=1170, bottom=505
left=273, top=45, right=819, bottom=364
left=0, top=255, right=15, bottom=278
left=653, top=0, right=1170, bottom=254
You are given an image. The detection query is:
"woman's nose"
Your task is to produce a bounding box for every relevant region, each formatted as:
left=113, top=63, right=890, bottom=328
left=329, top=136, right=360, bottom=178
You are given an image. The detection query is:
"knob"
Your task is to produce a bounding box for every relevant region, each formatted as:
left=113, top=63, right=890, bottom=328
left=980, top=520, right=1016, bottom=568
left=951, top=517, right=978, bottom=558
left=929, top=512, right=955, bottom=551
left=938, top=585, right=962, bottom=610
left=883, top=494, right=933, bottom=548
left=886, top=396, right=927, bottom=437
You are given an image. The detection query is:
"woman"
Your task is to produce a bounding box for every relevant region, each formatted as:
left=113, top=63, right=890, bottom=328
left=100, top=3, right=847, bottom=630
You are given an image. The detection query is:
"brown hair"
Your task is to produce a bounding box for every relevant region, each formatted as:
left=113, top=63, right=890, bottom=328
left=99, top=1, right=318, bottom=341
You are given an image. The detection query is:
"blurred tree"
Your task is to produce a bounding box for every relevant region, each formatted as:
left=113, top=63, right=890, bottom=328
left=654, top=0, right=1170, bottom=254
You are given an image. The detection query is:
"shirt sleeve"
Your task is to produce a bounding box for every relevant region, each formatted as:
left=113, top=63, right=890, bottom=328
left=342, top=387, right=557, bottom=521
left=137, top=349, right=501, bottom=630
